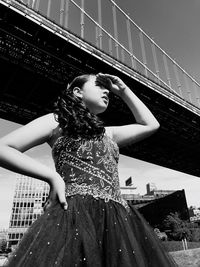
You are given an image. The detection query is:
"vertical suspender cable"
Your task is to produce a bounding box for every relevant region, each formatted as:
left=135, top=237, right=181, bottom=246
left=32, top=0, right=36, bottom=9
left=183, top=74, right=192, bottom=103
left=35, top=0, right=40, bottom=12
left=163, top=54, right=172, bottom=90
left=64, top=0, right=69, bottom=29
left=80, top=0, right=85, bottom=39
left=192, top=81, right=199, bottom=107
left=95, top=26, right=99, bottom=48
left=109, top=38, right=113, bottom=56
left=60, top=0, right=65, bottom=27
left=121, top=49, right=125, bottom=63
left=112, top=0, right=119, bottom=59
left=139, top=31, right=148, bottom=77
left=173, top=61, right=182, bottom=97
left=97, top=0, right=102, bottom=50
left=151, top=40, right=160, bottom=84
left=126, top=15, right=136, bottom=70
left=47, top=0, right=52, bottom=18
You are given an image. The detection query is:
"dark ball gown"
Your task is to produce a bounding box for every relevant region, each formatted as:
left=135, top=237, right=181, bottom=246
left=6, top=134, right=177, bottom=267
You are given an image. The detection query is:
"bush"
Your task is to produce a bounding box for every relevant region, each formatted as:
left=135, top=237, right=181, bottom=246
left=189, top=228, right=200, bottom=242
left=160, top=212, right=200, bottom=242
left=0, top=239, right=7, bottom=253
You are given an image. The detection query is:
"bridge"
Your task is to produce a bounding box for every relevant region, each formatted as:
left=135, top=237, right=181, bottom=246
left=0, top=0, right=200, bottom=177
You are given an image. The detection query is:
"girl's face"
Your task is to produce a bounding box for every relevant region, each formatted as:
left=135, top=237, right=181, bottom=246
left=80, top=75, right=110, bottom=114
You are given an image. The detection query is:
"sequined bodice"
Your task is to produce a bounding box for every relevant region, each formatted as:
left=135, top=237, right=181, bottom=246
left=52, top=134, right=127, bottom=208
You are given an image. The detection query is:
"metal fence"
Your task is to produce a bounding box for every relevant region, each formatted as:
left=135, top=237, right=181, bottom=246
left=3, top=0, right=200, bottom=111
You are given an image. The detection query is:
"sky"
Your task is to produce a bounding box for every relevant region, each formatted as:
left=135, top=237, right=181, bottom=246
left=38, top=0, right=200, bottom=81
left=114, top=0, right=200, bottom=82
left=1, top=0, right=200, bottom=228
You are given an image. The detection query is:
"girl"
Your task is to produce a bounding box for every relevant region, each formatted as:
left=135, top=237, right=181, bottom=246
left=0, top=73, right=177, bottom=266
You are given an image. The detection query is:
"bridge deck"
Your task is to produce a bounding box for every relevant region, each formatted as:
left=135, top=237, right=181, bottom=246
left=1, top=3, right=200, bottom=177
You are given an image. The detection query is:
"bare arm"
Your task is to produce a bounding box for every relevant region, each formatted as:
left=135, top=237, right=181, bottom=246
left=0, top=113, right=67, bottom=209
left=0, top=113, right=57, bottom=180
left=98, top=73, right=160, bottom=147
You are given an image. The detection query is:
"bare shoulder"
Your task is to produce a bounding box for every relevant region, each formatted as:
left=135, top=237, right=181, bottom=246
left=37, top=113, right=64, bottom=148
left=23, top=113, right=59, bottom=135
left=38, top=113, right=58, bottom=129
left=105, top=127, right=114, bottom=139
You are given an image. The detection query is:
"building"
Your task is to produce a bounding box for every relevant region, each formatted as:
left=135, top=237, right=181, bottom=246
left=121, top=181, right=189, bottom=227
left=138, top=189, right=189, bottom=227
left=0, top=229, right=8, bottom=241
left=188, top=207, right=200, bottom=224
left=146, top=183, right=157, bottom=194
left=8, top=175, right=49, bottom=248
left=146, top=183, right=175, bottom=198
left=121, top=182, right=176, bottom=206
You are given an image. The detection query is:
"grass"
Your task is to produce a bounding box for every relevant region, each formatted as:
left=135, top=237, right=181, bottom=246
left=161, top=241, right=200, bottom=267
left=169, top=248, right=200, bottom=267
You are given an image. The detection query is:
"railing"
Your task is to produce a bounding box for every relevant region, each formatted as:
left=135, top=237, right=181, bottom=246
left=2, top=0, right=200, bottom=112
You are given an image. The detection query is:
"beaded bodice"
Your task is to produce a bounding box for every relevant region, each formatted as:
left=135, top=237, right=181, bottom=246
left=52, top=134, right=128, bottom=208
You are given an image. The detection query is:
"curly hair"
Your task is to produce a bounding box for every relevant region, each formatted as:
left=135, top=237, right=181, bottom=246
left=54, top=74, right=105, bottom=140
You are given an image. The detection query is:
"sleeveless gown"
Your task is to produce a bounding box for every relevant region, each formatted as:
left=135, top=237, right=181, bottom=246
left=6, top=134, right=177, bottom=267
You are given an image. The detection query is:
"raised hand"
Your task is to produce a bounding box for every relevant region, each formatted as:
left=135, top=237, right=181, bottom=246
left=96, top=73, right=128, bottom=97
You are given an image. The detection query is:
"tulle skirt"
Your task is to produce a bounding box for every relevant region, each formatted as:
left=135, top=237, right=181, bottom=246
left=5, top=194, right=177, bottom=267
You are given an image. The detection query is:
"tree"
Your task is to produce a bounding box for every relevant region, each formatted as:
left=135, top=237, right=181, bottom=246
left=0, top=239, right=7, bottom=253
left=162, top=212, right=191, bottom=241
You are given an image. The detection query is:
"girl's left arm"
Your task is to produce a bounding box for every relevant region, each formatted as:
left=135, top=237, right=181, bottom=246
left=98, top=73, right=160, bottom=147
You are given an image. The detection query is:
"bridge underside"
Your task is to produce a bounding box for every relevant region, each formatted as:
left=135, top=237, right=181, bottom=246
left=1, top=4, right=200, bottom=177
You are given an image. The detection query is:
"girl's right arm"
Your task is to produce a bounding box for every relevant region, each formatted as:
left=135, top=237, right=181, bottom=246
left=0, top=113, right=67, bottom=209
